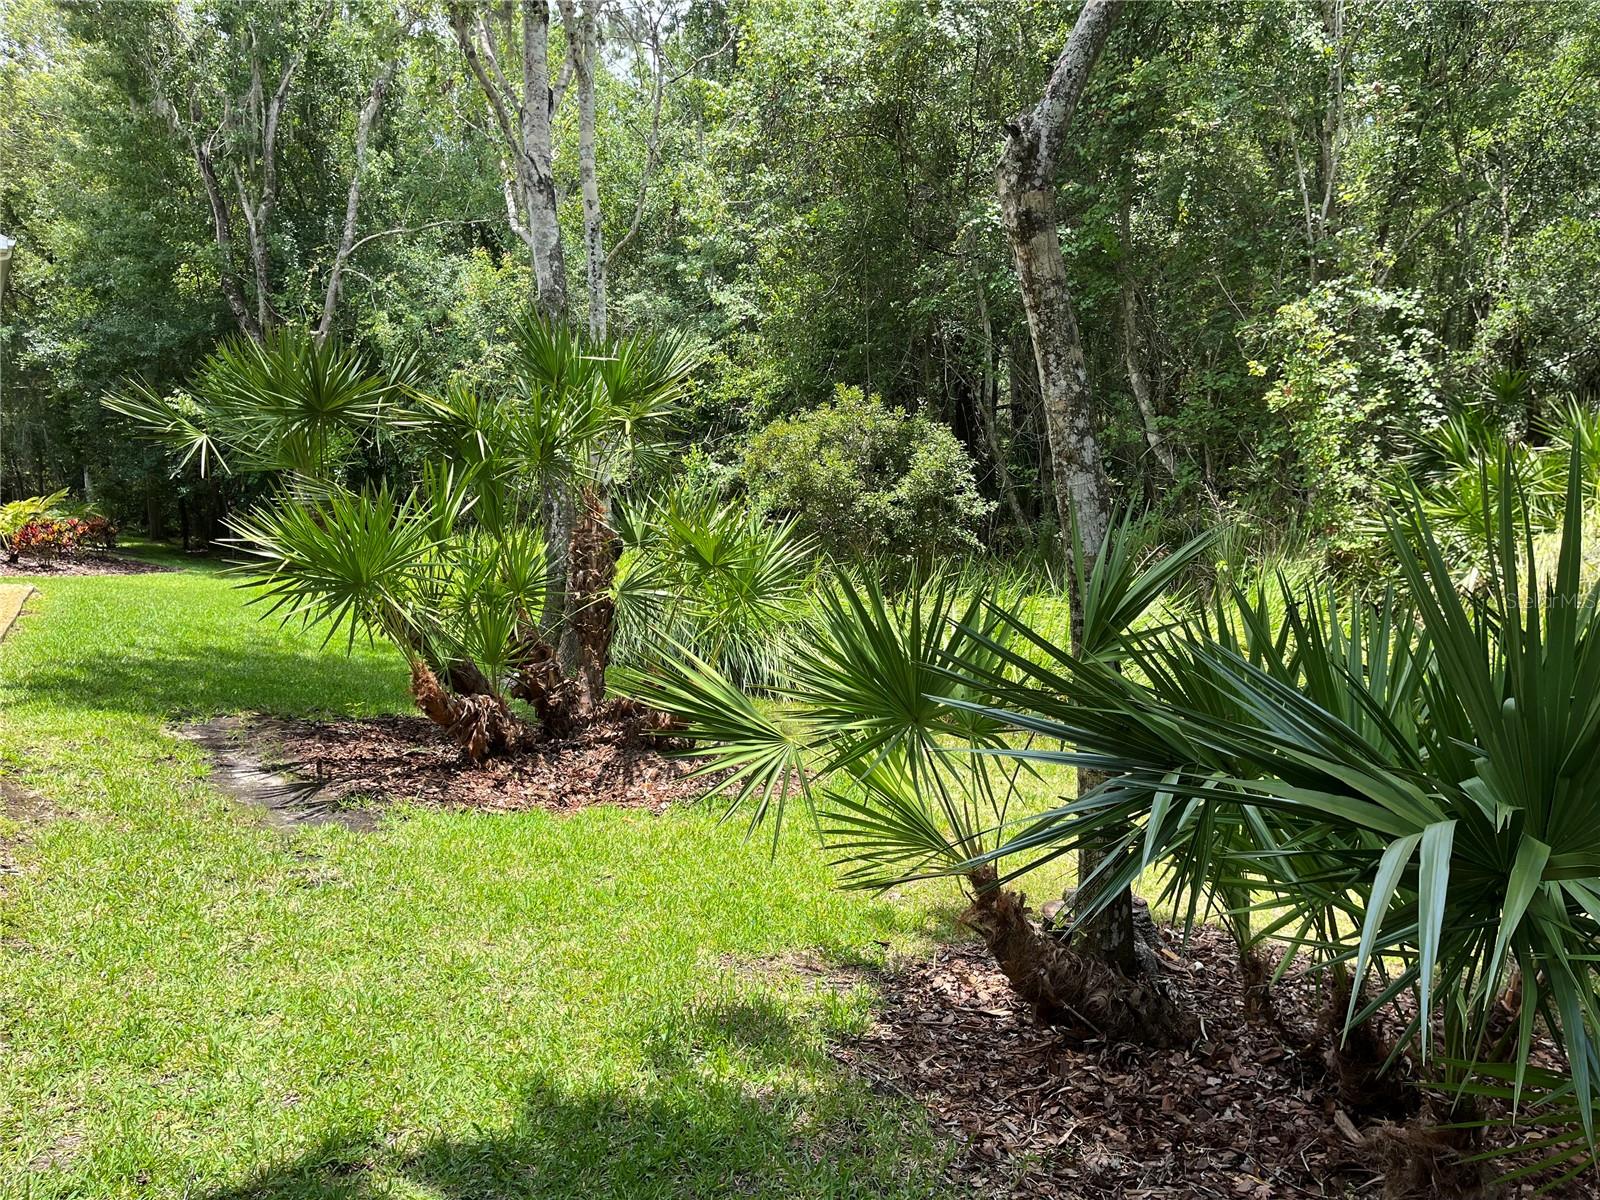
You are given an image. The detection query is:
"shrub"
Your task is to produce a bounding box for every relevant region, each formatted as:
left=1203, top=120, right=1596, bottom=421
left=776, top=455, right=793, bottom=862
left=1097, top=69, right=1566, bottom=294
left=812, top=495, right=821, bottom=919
left=740, top=385, right=993, bottom=561
left=1248, top=282, right=1443, bottom=535
left=612, top=481, right=816, bottom=688
left=6, top=515, right=115, bottom=561
left=0, top=492, right=115, bottom=563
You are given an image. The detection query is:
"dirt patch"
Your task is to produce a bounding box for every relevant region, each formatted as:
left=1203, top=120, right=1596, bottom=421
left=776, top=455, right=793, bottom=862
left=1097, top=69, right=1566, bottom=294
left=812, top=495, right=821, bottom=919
left=721, top=948, right=877, bottom=994
left=0, top=776, right=57, bottom=826
left=1, top=776, right=60, bottom=886
left=178, top=718, right=380, bottom=832
left=835, top=929, right=1585, bottom=1199
left=180, top=711, right=717, bottom=829
left=0, top=554, right=175, bottom=577
left=27, top=1131, right=84, bottom=1173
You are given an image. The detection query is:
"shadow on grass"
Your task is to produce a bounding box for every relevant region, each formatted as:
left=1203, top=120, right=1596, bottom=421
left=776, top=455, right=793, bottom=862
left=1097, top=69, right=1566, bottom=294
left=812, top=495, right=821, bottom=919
left=638, top=991, right=816, bottom=1076
left=11, top=642, right=409, bottom=722
left=198, top=1067, right=936, bottom=1200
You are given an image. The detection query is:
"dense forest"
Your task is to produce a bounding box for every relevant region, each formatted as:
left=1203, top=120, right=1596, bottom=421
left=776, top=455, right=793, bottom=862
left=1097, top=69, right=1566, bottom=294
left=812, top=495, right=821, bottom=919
left=5, top=0, right=1598, bottom=553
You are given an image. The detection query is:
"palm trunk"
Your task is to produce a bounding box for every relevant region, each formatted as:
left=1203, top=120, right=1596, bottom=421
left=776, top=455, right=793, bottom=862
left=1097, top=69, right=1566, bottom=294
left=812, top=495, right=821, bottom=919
left=961, top=869, right=1190, bottom=1045
left=1322, top=966, right=1414, bottom=1118
left=565, top=485, right=619, bottom=719
left=410, top=661, right=525, bottom=762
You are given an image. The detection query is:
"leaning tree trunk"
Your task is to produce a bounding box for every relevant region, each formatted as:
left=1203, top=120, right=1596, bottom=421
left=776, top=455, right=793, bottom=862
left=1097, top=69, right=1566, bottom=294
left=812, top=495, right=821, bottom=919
left=996, top=0, right=1139, bottom=974
left=961, top=869, right=1190, bottom=1046
left=410, top=661, right=524, bottom=762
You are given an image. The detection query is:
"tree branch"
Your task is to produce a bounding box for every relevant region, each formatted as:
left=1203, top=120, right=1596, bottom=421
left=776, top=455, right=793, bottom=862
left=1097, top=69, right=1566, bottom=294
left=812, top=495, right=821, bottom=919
left=316, top=60, right=399, bottom=344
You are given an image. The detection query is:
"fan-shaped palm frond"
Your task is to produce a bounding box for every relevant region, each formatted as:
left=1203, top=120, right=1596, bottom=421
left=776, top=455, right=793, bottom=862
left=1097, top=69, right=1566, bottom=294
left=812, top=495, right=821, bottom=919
left=106, top=328, right=399, bottom=479
left=613, top=484, right=816, bottom=687
left=957, top=448, right=1600, bottom=1170
left=225, top=484, right=443, bottom=652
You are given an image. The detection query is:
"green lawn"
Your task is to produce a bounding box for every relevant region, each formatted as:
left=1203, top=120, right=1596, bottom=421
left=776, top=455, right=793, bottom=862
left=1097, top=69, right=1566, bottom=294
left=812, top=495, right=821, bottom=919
left=0, top=564, right=967, bottom=1199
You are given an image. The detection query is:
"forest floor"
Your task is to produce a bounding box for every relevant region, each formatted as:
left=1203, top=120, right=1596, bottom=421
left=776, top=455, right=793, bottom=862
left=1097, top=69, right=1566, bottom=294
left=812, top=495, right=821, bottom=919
left=0, top=556, right=1587, bottom=1199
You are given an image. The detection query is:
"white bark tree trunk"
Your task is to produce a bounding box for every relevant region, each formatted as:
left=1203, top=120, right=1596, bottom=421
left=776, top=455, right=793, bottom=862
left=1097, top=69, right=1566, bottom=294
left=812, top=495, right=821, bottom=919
left=450, top=1, right=569, bottom=319
left=559, top=0, right=607, bottom=340
left=996, top=0, right=1137, bottom=974
left=316, top=61, right=398, bottom=345
left=995, top=0, right=1121, bottom=564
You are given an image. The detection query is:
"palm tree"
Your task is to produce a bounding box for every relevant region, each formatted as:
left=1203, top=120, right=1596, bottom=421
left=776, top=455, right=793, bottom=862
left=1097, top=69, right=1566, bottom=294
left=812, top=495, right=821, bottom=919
left=107, top=317, right=701, bottom=758
left=641, top=446, right=1600, bottom=1180
left=629, top=539, right=1214, bottom=1044
left=958, top=450, right=1600, bottom=1178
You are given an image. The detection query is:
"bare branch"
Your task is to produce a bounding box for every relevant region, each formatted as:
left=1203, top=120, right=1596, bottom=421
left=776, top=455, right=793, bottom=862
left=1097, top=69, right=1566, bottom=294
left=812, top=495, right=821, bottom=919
left=316, top=60, right=400, bottom=344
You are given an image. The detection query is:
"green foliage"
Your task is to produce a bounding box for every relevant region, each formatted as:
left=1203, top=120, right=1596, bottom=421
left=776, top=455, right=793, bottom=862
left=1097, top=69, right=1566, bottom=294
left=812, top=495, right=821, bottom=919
left=106, top=317, right=713, bottom=726
left=628, top=569, right=1024, bottom=876
left=1387, top=401, right=1600, bottom=556
left=1248, top=283, right=1443, bottom=533
left=954, top=449, right=1600, bottom=1176
left=629, top=525, right=1215, bottom=891
left=105, top=329, right=404, bottom=479
left=613, top=480, right=816, bottom=688
left=0, top=489, right=70, bottom=550
left=741, top=386, right=993, bottom=562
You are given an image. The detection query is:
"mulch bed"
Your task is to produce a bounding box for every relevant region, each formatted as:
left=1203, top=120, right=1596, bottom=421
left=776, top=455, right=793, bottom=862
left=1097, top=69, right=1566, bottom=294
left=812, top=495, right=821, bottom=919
left=184, top=711, right=716, bottom=827
left=833, top=929, right=1585, bottom=1199
left=0, top=554, right=175, bottom=577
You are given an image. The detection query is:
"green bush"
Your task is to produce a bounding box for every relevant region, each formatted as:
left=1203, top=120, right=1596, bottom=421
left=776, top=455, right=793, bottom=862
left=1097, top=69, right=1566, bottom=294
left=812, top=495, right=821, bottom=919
left=740, top=385, right=992, bottom=560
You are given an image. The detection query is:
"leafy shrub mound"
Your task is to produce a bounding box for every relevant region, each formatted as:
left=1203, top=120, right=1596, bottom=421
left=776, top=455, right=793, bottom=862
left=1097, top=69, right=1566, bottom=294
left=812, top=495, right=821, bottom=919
left=741, top=385, right=993, bottom=561
left=1, top=492, right=116, bottom=564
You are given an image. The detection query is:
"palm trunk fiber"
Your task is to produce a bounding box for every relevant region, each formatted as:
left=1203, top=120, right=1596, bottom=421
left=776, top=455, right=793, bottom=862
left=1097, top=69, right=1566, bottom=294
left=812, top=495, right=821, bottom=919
left=1323, top=970, right=1415, bottom=1118
left=565, top=485, right=619, bottom=719
left=961, top=869, right=1192, bottom=1046
left=410, top=661, right=524, bottom=762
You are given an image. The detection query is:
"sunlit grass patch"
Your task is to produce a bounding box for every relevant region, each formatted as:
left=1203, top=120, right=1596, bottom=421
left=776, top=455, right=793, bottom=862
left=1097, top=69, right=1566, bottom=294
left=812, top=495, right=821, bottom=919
left=0, top=567, right=965, bottom=1199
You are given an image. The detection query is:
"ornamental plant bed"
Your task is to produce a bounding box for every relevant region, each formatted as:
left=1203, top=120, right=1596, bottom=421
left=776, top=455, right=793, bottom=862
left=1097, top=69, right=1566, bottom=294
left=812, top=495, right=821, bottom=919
left=183, top=707, right=717, bottom=827
left=833, top=928, right=1583, bottom=1200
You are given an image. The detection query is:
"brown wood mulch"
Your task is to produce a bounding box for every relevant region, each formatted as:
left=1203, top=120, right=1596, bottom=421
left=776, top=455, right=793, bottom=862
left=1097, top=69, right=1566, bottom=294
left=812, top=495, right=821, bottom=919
left=185, top=711, right=716, bottom=827
left=832, top=929, right=1587, bottom=1199
left=0, top=554, right=175, bottom=577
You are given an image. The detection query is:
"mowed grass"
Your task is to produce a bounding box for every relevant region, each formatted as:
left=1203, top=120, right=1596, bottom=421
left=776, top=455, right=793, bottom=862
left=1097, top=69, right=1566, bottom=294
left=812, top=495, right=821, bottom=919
left=0, top=564, right=967, bottom=1199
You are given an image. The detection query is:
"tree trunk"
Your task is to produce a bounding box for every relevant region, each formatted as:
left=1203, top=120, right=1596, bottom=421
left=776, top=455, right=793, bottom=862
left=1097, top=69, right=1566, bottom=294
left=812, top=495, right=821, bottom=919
left=565, top=485, right=619, bottom=719
left=961, top=869, right=1190, bottom=1046
left=449, top=0, right=568, bottom=318
left=1323, top=966, right=1415, bottom=1119
left=315, top=61, right=397, bottom=345
left=410, top=661, right=525, bottom=762
left=559, top=0, right=607, bottom=340
left=521, top=0, right=567, bottom=317
left=995, top=0, right=1120, bottom=560
left=996, top=0, right=1137, bottom=972
left=1116, top=198, right=1175, bottom=478
left=973, top=277, right=1031, bottom=532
